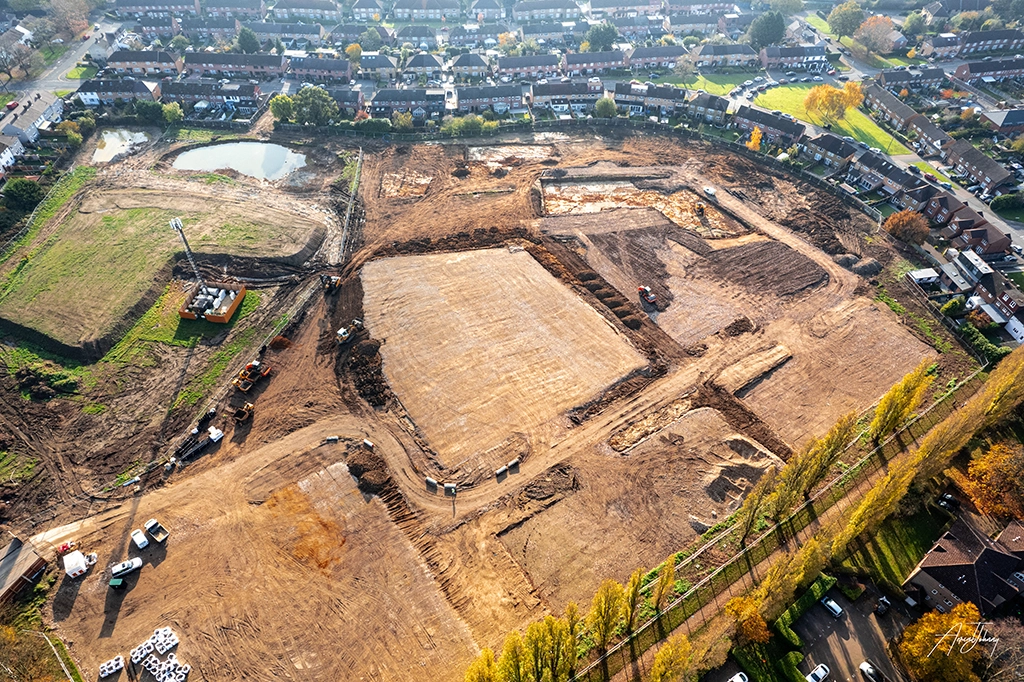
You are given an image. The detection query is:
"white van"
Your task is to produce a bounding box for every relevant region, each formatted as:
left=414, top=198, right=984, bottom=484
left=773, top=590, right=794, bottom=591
left=111, top=557, right=143, bottom=578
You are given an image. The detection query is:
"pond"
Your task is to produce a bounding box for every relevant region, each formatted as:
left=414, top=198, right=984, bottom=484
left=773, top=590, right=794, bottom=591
left=172, top=142, right=307, bottom=180
left=93, top=129, right=151, bottom=163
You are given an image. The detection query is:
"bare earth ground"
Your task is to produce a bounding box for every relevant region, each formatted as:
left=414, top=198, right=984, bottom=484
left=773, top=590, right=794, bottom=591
left=0, top=133, right=962, bottom=682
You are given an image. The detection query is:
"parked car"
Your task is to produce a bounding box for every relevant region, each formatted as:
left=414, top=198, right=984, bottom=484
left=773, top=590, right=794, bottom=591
left=821, top=595, right=843, bottom=618
left=806, top=664, right=830, bottom=682
left=131, top=529, right=149, bottom=550
left=875, top=596, right=891, bottom=615
left=813, top=75, right=824, bottom=81
left=859, top=660, right=887, bottom=682
left=836, top=75, right=849, bottom=81
left=801, top=76, right=811, bottom=82
left=111, top=557, right=143, bottom=578
left=728, top=674, right=750, bottom=682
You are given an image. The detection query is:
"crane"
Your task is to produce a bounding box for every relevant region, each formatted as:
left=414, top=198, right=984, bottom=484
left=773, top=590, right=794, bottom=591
left=170, top=217, right=206, bottom=289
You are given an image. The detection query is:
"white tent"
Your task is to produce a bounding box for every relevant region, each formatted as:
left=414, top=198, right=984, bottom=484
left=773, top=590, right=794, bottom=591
left=63, top=550, right=88, bottom=578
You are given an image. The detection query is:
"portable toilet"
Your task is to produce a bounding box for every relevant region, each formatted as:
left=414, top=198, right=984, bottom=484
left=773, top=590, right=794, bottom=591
left=63, top=550, right=88, bottom=578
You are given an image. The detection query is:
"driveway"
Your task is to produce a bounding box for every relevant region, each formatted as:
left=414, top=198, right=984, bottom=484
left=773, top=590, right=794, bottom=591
left=793, top=587, right=909, bottom=682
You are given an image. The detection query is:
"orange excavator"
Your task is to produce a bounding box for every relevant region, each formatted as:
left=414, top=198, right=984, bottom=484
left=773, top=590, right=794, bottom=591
left=638, top=286, right=657, bottom=305
left=232, top=360, right=272, bottom=393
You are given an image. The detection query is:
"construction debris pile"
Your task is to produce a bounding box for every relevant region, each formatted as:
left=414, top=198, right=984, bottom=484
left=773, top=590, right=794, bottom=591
left=184, top=285, right=240, bottom=319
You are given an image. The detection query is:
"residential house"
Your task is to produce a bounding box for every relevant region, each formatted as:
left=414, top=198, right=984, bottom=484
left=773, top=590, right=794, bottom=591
left=326, top=86, right=365, bottom=115
left=0, top=92, right=62, bottom=144
left=613, top=82, right=689, bottom=116
left=186, top=52, right=289, bottom=77
left=954, top=57, right=1024, bottom=83
left=921, top=1, right=948, bottom=25
left=953, top=223, right=1012, bottom=257
left=76, top=78, right=161, bottom=105
left=922, top=33, right=960, bottom=59
left=877, top=67, right=946, bottom=90
left=392, top=0, right=461, bottom=21
left=404, top=52, right=445, bottom=79
left=957, top=28, right=1024, bottom=56
left=179, top=18, right=240, bottom=42
left=923, top=190, right=965, bottom=225
left=802, top=132, right=859, bottom=170
left=160, top=81, right=259, bottom=106
left=906, top=113, right=952, bottom=156
left=0, top=538, right=46, bottom=604
left=629, top=45, right=688, bottom=70
left=682, top=91, right=729, bottom=124
left=611, top=16, right=655, bottom=42
left=940, top=205, right=988, bottom=240
left=108, top=50, right=184, bottom=75
left=511, top=0, right=579, bottom=22
left=892, top=183, right=940, bottom=212
left=368, top=88, right=445, bottom=118
left=531, top=77, right=603, bottom=113
left=358, top=52, right=399, bottom=78
left=943, top=139, right=1013, bottom=193
left=588, top=0, right=661, bottom=20
left=888, top=29, right=908, bottom=52
left=520, top=22, right=569, bottom=44
left=454, top=84, right=523, bottom=112
left=244, top=22, right=325, bottom=46
left=905, top=517, right=1023, bottom=616
left=846, top=151, right=917, bottom=194
left=445, top=23, right=507, bottom=48
left=205, top=0, right=266, bottom=18
left=952, top=248, right=994, bottom=285
left=759, top=44, right=827, bottom=72
left=662, top=14, right=719, bottom=36
left=136, top=16, right=180, bottom=40
left=114, top=0, right=200, bottom=17
left=396, top=25, right=437, bottom=49
left=495, top=53, right=561, bottom=78
left=733, top=105, right=806, bottom=144
left=273, top=0, right=343, bottom=22
left=289, top=56, right=352, bottom=81
left=450, top=52, right=490, bottom=79
left=980, top=109, right=1024, bottom=134
left=0, top=135, right=24, bottom=177
left=563, top=50, right=626, bottom=75
left=352, top=0, right=383, bottom=20
left=972, top=271, right=1024, bottom=338
left=863, top=82, right=918, bottom=130
left=692, top=43, right=758, bottom=69
left=717, top=13, right=753, bottom=39
left=665, top=0, right=737, bottom=14
left=470, top=0, right=505, bottom=20
left=332, top=24, right=394, bottom=47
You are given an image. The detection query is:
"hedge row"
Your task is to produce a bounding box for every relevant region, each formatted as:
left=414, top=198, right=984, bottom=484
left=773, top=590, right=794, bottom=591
left=773, top=574, right=838, bottom=648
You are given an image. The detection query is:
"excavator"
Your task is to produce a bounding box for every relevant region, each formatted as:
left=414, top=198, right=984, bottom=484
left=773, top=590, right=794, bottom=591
left=694, top=201, right=706, bottom=217
left=320, top=274, right=341, bottom=293
left=232, top=360, right=272, bottom=393
left=638, top=286, right=657, bottom=305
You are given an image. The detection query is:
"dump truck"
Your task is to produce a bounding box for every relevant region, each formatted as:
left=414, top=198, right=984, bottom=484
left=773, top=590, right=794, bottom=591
left=337, top=319, right=363, bottom=345
left=232, top=360, right=272, bottom=392
left=233, top=402, right=254, bottom=424
left=144, top=519, right=169, bottom=543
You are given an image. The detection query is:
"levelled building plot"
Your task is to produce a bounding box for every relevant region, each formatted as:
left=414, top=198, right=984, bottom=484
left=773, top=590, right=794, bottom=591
left=361, top=248, right=646, bottom=469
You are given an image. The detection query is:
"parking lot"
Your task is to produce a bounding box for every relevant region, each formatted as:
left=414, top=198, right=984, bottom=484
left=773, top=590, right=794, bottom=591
left=793, top=587, right=908, bottom=682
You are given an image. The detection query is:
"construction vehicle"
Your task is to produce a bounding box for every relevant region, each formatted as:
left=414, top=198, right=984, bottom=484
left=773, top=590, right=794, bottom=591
left=638, top=286, right=657, bottom=305
left=233, top=402, right=254, bottom=424
left=337, top=319, right=363, bottom=345
left=144, top=519, right=169, bottom=543
left=320, top=274, right=341, bottom=293
left=694, top=201, right=706, bottom=217
left=232, top=360, right=272, bottom=393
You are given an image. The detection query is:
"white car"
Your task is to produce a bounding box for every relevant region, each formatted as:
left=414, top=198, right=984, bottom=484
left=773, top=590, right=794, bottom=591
left=821, top=596, right=843, bottom=618
left=131, top=529, right=149, bottom=550
left=728, top=674, right=749, bottom=682
left=806, top=664, right=830, bottom=682
left=111, top=557, right=143, bottom=578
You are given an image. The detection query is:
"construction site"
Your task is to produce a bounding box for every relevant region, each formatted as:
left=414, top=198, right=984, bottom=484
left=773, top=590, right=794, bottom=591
left=0, top=131, right=974, bottom=682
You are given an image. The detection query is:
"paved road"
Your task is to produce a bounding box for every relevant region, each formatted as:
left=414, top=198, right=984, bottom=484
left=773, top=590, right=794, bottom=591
left=22, top=15, right=120, bottom=95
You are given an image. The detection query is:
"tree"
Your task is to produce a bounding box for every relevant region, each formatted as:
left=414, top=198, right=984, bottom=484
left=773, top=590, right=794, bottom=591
left=543, top=615, right=569, bottom=682
left=579, top=40, right=592, bottom=52
left=465, top=648, right=497, bottom=682
left=392, top=111, right=413, bottom=130
left=991, top=0, right=1024, bottom=23
left=673, top=54, right=696, bottom=78
left=883, top=209, right=930, bottom=245
left=961, top=443, right=1024, bottom=516
left=652, top=559, right=675, bottom=616
left=725, top=596, right=771, bottom=644
left=623, top=568, right=644, bottom=634
left=1010, top=135, right=1024, bottom=154
left=292, top=86, right=338, bottom=126
left=237, top=26, right=260, bottom=54
left=0, top=43, right=36, bottom=82
left=855, top=16, right=897, bottom=54
left=170, top=35, right=191, bottom=52
left=563, top=602, right=582, bottom=680
left=748, top=11, right=785, bottom=51
left=746, top=126, right=763, bottom=151
left=804, top=84, right=856, bottom=124
left=524, top=621, right=548, bottom=682
left=587, top=579, right=624, bottom=653
left=650, top=633, right=693, bottom=682
left=827, top=0, right=865, bottom=39
left=275, top=38, right=286, bottom=55
left=735, top=466, right=777, bottom=546
left=497, top=632, right=527, bottom=682
left=907, top=47, right=917, bottom=58
left=270, top=94, right=294, bottom=121
left=50, top=0, right=89, bottom=36
left=902, top=11, right=927, bottom=37
left=985, top=617, right=1024, bottom=680
left=585, top=21, right=618, bottom=52
left=899, top=603, right=983, bottom=682
left=163, top=102, right=184, bottom=124
left=981, top=17, right=1004, bottom=30
left=842, top=81, right=864, bottom=109
left=595, top=97, right=617, bottom=118
left=869, top=359, right=934, bottom=442
left=21, top=16, right=55, bottom=46
left=3, top=178, right=43, bottom=211
left=769, top=0, right=803, bottom=16
left=345, top=43, right=362, bottom=68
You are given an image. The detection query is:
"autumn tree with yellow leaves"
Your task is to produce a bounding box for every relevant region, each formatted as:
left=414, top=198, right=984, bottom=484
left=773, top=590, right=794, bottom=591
left=746, top=126, right=763, bottom=151
left=869, top=359, right=935, bottom=442
left=587, top=579, right=625, bottom=654
left=650, top=633, right=694, bottom=682
left=899, top=602, right=984, bottom=682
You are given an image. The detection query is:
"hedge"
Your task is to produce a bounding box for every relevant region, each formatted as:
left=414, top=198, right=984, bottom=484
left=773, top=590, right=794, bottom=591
left=960, top=321, right=1011, bottom=363
left=773, top=574, right=838, bottom=648
left=991, top=192, right=1023, bottom=212
left=776, top=651, right=806, bottom=682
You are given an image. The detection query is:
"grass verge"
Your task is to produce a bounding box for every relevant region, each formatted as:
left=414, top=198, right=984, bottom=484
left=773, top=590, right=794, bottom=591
left=0, top=167, right=97, bottom=265
left=840, top=505, right=950, bottom=586
left=911, top=162, right=952, bottom=184
left=175, top=326, right=259, bottom=407
left=65, top=65, right=98, bottom=79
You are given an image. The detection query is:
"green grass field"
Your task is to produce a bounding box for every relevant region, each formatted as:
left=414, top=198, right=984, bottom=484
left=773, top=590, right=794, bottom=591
left=646, top=71, right=758, bottom=95
left=841, top=506, right=949, bottom=586
left=1009, top=272, right=1024, bottom=288
left=805, top=14, right=833, bottom=35
left=754, top=84, right=912, bottom=154
left=995, top=206, right=1024, bottom=222
left=911, top=162, right=952, bottom=184
left=66, top=64, right=98, bottom=79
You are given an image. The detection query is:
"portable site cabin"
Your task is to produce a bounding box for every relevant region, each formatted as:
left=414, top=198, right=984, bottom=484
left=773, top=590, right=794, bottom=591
left=63, top=550, right=88, bottom=578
